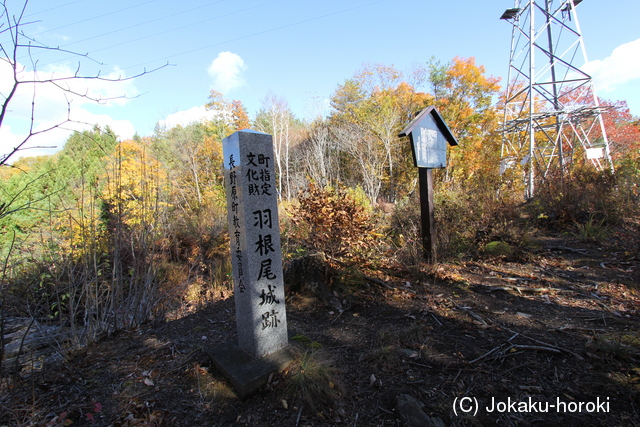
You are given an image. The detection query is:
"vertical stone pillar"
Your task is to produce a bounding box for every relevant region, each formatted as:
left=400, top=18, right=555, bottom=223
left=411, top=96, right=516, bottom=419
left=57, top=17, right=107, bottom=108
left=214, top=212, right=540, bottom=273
left=223, top=130, right=288, bottom=359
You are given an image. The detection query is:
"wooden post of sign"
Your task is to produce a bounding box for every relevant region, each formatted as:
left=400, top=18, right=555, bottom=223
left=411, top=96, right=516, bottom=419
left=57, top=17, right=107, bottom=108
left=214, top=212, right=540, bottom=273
left=418, top=168, right=436, bottom=263
left=398, top=106, right=458, bottom=265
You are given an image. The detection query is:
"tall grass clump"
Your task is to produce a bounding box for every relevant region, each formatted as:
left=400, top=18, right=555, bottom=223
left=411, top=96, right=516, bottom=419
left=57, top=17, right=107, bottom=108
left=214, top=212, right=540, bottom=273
left=281, top=350, right=342, bottom=412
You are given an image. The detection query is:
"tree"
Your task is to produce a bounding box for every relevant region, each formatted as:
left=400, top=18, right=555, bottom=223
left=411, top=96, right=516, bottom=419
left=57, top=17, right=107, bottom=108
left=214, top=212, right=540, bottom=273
left=0, top=0, right=167, bottom=166
left=603, top=100, right=640, bottom=163
left=102, top=139, right=166, bottom=229
left=0, top=127, right=119, bottom=254
left=533, top=85, right=639, bottom=170
left=254, top=92, right=301, bottom=200
left=566, top=94, right=640, bottom=165
left=151, top=91, right=250, bottom=214
left=427, top=57, right=502, bottom=182
left=205, top=90, right=251, bottom=136
left=330, top=64, right=432, bottom=202
left=152, top=122, right=225, bottom=215
left=231, top=100, right=251, bottom=131
left=298, top=119, right=341, bottom=188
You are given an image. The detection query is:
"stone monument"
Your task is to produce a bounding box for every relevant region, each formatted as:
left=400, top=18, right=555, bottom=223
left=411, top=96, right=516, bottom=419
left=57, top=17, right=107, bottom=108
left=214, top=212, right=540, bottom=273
left=208, top=130, right=292, bottom=398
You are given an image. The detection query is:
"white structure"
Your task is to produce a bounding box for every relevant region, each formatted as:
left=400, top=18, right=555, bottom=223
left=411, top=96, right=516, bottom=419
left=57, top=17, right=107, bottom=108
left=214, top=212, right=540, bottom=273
left=500, top=0, right=613, bottom=198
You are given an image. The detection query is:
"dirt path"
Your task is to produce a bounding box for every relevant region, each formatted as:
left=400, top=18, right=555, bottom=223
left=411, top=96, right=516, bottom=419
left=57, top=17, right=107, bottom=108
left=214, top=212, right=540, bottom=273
left=1, top=233, right=639, bottom=426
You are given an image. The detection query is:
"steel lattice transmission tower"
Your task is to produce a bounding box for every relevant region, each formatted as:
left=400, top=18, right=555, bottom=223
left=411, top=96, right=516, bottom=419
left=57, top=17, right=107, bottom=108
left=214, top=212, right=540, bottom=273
left=499, top=0, right=613, bottom=198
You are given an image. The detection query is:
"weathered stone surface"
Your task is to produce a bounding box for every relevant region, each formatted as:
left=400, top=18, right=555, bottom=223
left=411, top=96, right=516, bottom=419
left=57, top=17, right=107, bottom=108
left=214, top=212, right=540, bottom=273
left=396, top=394, right=446, bottom=427
left=1, top=318, right=68, bottom=373
left=223, top=130, right=288, bottom=360
left=207, top=341, right=295, bottom=399
left=283, top=253, right=342, bottom=311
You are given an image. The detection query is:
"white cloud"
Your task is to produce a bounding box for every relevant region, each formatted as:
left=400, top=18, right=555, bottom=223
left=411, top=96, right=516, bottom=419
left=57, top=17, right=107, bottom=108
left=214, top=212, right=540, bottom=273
left=53, top=33, right=71, bottom=42
left=207, top=51, right=247, bottom=94
left=158, top=106, right=220, bottom=129
left=0, top=110, right=136, bottom=161
left=72, top=110, right=136, bottom=140
left=582, top=39, right=640, bottom=93
left=0, top=61, right=139, bottom=161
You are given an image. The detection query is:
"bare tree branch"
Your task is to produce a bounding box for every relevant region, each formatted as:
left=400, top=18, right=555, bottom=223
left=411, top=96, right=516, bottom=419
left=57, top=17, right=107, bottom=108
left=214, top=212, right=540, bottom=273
left=0, top=0, right=170, bottom=167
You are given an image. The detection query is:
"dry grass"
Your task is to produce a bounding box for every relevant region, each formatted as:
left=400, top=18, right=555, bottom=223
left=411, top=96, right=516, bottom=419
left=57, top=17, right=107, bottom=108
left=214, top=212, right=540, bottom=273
left=280, top=350, right=342, bottom=412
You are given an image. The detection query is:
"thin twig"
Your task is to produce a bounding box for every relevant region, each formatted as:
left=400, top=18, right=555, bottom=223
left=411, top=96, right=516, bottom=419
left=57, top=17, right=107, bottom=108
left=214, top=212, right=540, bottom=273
left=452, top=369, right=462, bottom=383
left=377, top=405, right=393, bottom=415
left=295, top=406, right=303, bottom=427
left=431, top=314, right=443, bottom=326
left=470, top=344, right=505, bottom=364
left=13, top=317, right=36, bottom=373
left=330, top=310, right=345, bottom=325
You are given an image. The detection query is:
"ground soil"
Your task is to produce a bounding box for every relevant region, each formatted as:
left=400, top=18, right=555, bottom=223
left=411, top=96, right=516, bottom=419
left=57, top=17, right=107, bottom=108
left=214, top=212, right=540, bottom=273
left=2, top=229, right=639, bottom=426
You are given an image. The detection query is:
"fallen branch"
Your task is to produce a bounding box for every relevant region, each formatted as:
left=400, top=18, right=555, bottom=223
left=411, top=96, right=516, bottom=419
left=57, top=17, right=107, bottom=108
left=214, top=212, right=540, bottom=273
left=456, top=305, right=488, bottom=326
left=470, top=344, right=505, bottom=364
left=325, top=254, right=393, bottom=290
left=546, top=246, right=588, bottom=255
left=364, top=275, right=393, bottom=290
left=509, top=344, right=562, bottom=354
left=472, top=329, right=584, bottom=364
left=503, top=327, right=585, bottom=361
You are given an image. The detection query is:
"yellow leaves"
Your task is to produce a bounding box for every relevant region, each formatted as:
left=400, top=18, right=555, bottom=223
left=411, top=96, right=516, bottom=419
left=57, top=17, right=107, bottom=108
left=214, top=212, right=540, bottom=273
left=356, top=63, right=402, bottom=92
left=102, top=139, right=167, bottom=228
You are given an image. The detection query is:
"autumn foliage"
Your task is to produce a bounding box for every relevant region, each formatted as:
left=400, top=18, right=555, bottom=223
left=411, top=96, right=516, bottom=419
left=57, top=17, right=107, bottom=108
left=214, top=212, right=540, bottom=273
left=1, top=56, right=638, bottom=348
left=288, top=183, right=375, bottom=258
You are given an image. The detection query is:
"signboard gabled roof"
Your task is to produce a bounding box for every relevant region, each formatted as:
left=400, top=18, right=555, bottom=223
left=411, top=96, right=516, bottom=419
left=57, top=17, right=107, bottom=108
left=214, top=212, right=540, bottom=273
left=398, top=106, right=458, bottom=146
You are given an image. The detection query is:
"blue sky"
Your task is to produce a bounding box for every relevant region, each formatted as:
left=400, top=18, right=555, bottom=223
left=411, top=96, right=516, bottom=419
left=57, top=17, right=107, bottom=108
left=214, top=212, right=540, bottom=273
left=2, top=0, right=639, bottom=159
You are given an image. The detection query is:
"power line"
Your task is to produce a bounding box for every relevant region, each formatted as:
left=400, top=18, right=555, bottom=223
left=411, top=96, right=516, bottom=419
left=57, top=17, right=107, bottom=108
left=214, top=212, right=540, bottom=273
left=18, top=0, right=390, bottom=79
left=124, top=0, right=391, bottom=71
left=36, top=0, right=282, bottom=67
left=58, top=0, right=227, bottom=49
left=25, top=0, right=84, bottom=18
left=32, top=0, right=160, bottom=36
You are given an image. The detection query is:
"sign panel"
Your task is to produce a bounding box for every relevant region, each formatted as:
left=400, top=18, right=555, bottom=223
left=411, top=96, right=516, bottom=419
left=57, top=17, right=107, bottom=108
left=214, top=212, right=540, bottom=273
left=410, top=114, right=448, bottom=168
left=398, top=106, right=458, bottom=263
left=399, top=106, right=458, bottom=169
left=586, top=147, right=604, bottom=160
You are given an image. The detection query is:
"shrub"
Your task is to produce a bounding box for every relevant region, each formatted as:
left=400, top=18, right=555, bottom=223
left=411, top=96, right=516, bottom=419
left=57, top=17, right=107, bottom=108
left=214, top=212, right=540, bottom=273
left=528, top=165, right=638, bottom=228
left=391, top=181, right=524, bottom=262
left=288, top=183, right=376, bottom=258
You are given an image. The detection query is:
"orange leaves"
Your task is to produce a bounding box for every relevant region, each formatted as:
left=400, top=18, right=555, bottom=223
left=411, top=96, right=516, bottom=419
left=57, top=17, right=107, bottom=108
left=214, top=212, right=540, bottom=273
left=231, top=100, right=250, bottom=130
left=431, top=57, right=501, bottom=136
left=428, top=57, right=502, bottom=182
left=330, top=64, right=437, bottom=201
left=289, top=183, right=375, bottom=258
left=205, top=90, right=250, bottom=133
left=600, top=99, right=640, bottom=162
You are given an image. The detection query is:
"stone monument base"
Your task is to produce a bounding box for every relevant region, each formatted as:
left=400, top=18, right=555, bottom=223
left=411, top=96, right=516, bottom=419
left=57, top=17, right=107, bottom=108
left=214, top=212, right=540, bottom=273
left=206, top=341, right=296, bottom=399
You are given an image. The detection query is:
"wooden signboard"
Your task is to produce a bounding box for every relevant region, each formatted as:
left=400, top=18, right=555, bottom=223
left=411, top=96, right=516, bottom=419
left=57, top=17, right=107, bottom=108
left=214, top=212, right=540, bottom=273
left=399, top=106, right=458, bottom=263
